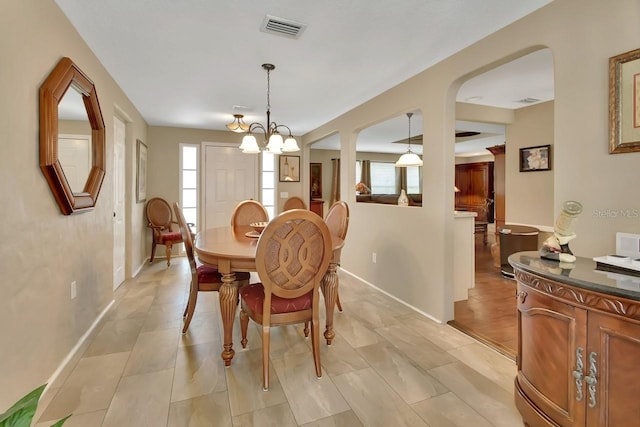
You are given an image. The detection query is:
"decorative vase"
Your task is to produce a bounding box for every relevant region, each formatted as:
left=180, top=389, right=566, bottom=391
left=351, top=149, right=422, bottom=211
left=398, top=189, right=409, bottom=206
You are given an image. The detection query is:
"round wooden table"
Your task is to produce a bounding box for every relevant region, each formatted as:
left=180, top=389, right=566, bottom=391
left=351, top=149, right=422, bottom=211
left=195, top=225, right=344, bottom=366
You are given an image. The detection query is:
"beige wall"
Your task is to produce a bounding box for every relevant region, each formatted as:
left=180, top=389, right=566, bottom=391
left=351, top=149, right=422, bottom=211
left=0, top=0, right=148, bottom=407
left=302, top=0, right=640, bottom=322
left=506, top=101, right=555, bottom=227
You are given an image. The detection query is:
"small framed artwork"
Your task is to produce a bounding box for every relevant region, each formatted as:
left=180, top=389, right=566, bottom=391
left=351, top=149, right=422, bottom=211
left=519, top=145, right=551, bottom=172
left=279, top=155, right=300, bottom=182
left=136, top=139, right=148, bottom=203
left=310, top=163, right=322, bottom=198
left=609, top=47, right=640, bottom=153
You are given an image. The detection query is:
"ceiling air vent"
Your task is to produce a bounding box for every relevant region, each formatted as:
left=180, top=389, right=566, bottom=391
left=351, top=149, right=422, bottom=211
left=261, top=15, right=307, bottom=39
left=516, top=97, right=540, bottom=104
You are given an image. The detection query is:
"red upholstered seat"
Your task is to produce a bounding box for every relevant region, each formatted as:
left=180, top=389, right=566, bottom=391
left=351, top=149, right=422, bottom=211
left=240, top=284, right=312, bottom=314
left=159, top=231, right=182, bottom=244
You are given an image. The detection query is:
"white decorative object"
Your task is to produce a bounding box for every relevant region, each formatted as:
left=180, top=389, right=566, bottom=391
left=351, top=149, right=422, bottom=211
left=398, top=189, right=409, bottom=206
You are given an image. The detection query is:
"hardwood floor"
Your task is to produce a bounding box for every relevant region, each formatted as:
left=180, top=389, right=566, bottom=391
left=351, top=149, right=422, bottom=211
left=449, top=232, right=518, bottom=360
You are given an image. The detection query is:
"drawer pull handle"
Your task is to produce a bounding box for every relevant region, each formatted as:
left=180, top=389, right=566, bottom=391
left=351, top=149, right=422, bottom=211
left=516, top=291, right=528, bottom=303
left=585, top=351, right=598, bottom=408
left=572, top=347, right=584, bottom=402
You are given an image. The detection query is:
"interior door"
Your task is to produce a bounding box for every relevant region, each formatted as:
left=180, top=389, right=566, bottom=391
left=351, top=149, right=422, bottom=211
left=202, top=144, right=258, bottom=230
left=113, top=117, right=126, bottom=289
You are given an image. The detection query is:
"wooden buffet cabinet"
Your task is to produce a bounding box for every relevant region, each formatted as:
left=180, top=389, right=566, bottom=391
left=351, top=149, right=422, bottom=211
left=509, top=252, right=640, bottom=427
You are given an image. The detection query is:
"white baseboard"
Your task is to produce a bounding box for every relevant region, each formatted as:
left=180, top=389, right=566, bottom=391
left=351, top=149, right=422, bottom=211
left=339, top=268, right=443, bottom=324
left=44, top=300, right=115, bottom=395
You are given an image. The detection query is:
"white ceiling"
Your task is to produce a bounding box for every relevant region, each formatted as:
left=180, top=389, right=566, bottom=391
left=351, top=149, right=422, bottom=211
left=54, top=0, right=554, bottom=155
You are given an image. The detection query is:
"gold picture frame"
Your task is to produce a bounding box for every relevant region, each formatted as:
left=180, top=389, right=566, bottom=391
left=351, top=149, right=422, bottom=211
left=609, top=47, right=640, bottom=153
left=136, top=139, right=147, bottom=203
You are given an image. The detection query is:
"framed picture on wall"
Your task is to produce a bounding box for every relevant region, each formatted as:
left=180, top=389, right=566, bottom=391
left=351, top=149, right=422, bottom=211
left=519, top=144, right=551, bottom=172
left=136, top=139, right=147, bottom=202
left=279, top=155, right=300, bottom=182
left=609, top=47, right=640, bottom=153
left=310, top=163, right=322, bottom=198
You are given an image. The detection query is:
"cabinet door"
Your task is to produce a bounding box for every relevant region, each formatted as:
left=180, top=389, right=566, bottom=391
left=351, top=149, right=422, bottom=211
left=516, top=283, right=587, bottom=426
left=586, top=312, right=640, bottom=427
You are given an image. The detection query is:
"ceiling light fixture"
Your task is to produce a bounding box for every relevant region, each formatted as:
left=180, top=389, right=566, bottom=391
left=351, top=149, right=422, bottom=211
left=395, top=112, right=423, bottom=167
left=238, top=63, right=299, bottom=154
left=226, top=114, right=249, bottom=133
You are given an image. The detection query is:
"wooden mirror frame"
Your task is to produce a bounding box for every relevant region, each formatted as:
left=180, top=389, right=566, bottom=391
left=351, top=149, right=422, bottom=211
left=40, top=57, right=105, bottom=215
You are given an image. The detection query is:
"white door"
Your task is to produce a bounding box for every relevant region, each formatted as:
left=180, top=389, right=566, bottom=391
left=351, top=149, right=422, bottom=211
left=113, top=117, right=126, bottom=290
left=202, top=144, right=258, bottom=230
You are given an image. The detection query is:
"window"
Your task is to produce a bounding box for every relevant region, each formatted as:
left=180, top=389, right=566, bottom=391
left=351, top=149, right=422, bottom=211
left=261, top=151, right=275, bottom=219
left=406, top=166, right=421, bottom=194
left=370, top=162, right=396, bottom=194
left=180, top=144, right=198, bottom=233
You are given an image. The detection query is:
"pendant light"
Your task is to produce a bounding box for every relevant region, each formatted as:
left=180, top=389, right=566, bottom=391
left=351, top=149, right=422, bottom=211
left=237, top=63, right=300, bottom=154
left=395, top=112, right=423, bottom=167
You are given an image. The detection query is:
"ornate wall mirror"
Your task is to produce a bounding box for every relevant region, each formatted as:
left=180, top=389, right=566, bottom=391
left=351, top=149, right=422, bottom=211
left=40, top=57, right=105, bottom=215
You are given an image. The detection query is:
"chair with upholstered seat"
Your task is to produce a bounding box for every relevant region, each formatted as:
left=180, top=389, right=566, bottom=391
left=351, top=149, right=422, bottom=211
left=324, top=201, right=349, bottom=312
left=239, top=209, right=332, bottom=391
left=145, top=197, right=183, bottom=266
left=173, top=202, right=250, bottom=333
left=283, top=196, right=307, bottom=211
left=230, top=199, right=269, bottom=234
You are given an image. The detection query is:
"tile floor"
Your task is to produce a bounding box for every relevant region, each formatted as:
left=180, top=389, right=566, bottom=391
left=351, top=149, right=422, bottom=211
left=34, top=257, right=523, bottom=427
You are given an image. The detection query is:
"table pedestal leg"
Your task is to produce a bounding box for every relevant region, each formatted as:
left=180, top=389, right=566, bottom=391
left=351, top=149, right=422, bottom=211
left=219, top=272, right=238, bottom=366
left=321, top=262, right=338, bottom=345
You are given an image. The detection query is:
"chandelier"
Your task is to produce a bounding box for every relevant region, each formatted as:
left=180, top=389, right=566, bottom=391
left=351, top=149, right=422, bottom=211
left=235, top=63, right=300, bottom=154
left=395, top=112, right=423, bottom=167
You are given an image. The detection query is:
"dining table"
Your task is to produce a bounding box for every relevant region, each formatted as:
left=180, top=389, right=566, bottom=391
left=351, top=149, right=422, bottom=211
left=194, top=224, right=345, bottom=366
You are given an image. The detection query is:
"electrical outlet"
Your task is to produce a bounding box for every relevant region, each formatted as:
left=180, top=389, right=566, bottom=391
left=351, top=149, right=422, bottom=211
left=71, top=281, right=77, bottom=299
left=372, top=252, right=377, bottom=263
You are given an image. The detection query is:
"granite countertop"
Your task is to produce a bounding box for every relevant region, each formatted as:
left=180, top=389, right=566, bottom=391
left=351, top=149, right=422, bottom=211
left=508, top=251, right=640, bottom=301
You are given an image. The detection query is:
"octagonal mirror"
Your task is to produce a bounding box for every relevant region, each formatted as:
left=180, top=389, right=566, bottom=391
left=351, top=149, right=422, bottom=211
left=40, top=57, right=105, bottom=215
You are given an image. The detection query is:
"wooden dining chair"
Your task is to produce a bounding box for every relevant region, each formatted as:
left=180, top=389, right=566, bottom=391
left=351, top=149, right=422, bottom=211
left=230, top=199, right=269, bottom=234
left=173, top=203, right=249, bottom=333
left=324, top=201, right=349, bottom=312
left=145, top=197, right=183, bottom=266
left=283, top=196, right=307, bottom=211
left=239, top=209, right=332, bottom=391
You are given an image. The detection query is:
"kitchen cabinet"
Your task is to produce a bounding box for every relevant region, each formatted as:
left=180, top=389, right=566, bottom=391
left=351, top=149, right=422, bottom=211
left=511, top=252, right=640, bottom=426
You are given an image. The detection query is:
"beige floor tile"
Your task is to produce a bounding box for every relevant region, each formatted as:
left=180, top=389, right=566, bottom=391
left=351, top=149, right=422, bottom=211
left=376, top=323, right=457, bottom=370
left=400, top=312, right=476, bottom=350
left=264, top=323, right=313, bottom=360
left=168, top=390, right=232, bottom=427
left=35, top=409, right=106, bottom=427
left=83, top=317, right=145, bottom=357
left=232, top=402, right=297, bottom=427
left=271, top=351, right=350, bottom=425
left=317, top=334, right=369, bottom=377
left=299, top=410, right=364, bottom=427
left=411, top=392, right=493, bottom=427
left=356, top=341, right=448, bottom=404
left=447, top=342, right=517, bottom=393
left=225, top=349, right=288, bottom=416
left=428, top=362, right=523, bottom=427
left=154, top=284, right=187, bottom=306
left=122, top=282, right=158, bottom=300
left=123, top=327, right=180, bottom=376
left=141, top=301, right=185, bottom=332
left=171, top=340, right=228, bottom=402
left=101, top=368, right=174, bottom=427
left=38, top=352, right=129, bottom=422
left=108, top=295, right=154, bottom=320
left=332, top=368, right=428, bottom=427
left=180, top=309, right=224, bottom=347
left=347, top=300, right=401, bottom=329
left=332, top=312, right=383, bottom=348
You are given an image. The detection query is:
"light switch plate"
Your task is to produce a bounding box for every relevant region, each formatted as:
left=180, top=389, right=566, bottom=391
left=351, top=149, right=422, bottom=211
left=280, top=192, right=289, bottom=198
